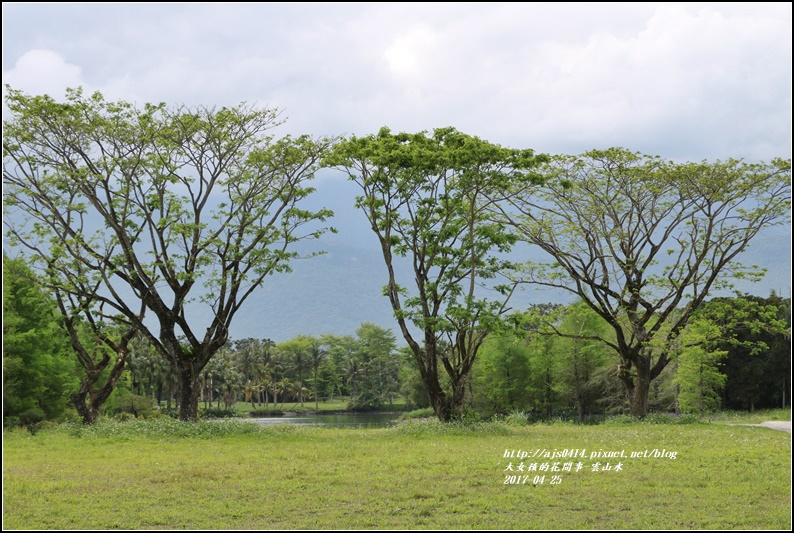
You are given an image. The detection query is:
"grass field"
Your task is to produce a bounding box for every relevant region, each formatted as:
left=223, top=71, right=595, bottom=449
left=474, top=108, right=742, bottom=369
left=3, top=412, right=791, bottom=529
left=206, top=397, right=410, bottom=416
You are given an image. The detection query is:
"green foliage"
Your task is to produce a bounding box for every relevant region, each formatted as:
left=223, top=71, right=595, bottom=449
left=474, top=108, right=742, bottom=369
left=674, top=319, right=728, bottom=415
left=701, top=294, right=791, bottom=410
left=471, top=335, right=533, bottom=415
left=603, top=413, right=702, bottom=425
left=2, top=256, right=80, bottom=422
left=399, top=407, right=436, bottom=419
left=347, top=323, right=401, bottom=410
left=3, top=86, right=337, bottom=421
left=328, top=127, right=548, bottom=420
left=398, top=362, right=431, bottom=409
left=492, top=409, right=532, bottom=426
left=110, top=392, right=159, bottom=419
left=501, top=148, right=791, bottom=416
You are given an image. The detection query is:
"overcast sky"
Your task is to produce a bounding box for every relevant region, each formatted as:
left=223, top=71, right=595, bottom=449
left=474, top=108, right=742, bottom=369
left=3, top=2, right=791, bottom=163
left=3, top=3, right=791, bottom=340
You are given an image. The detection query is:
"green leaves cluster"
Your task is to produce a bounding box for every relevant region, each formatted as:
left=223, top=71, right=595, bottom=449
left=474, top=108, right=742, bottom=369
left=3, top=256, right=80, bottom=424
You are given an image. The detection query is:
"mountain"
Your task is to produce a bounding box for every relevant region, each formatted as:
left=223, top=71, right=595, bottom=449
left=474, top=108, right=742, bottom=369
left=7, top=174, right=790, bottom=344
left=218, top=173, right=792, bottom=342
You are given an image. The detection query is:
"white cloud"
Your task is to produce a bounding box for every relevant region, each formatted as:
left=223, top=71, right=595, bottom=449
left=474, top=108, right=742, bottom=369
left=2, top=3, right=789, bottom=159
left=2, top=49, right=86, bottom=98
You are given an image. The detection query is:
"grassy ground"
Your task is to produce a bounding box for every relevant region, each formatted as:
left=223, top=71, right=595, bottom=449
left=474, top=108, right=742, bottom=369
left=3, top=414, right=790, bottom=530
left=214, top=398, right=411, bottom=416
left=704, top=408, right=791, bottom=425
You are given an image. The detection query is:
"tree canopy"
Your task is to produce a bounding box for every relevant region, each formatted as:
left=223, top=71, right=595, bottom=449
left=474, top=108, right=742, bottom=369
left=326, top=127, right=548, bottom=420
left=3, top=86, right=336, bottom=421
left=497, top=147, right=791, bottom=416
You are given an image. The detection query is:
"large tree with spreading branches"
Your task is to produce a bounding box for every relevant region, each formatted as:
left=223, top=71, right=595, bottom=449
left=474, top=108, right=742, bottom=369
left=326, top=127, right=547, bottom=421
left=3, top=86, right=336, bottom=421
left=496, top=148, right=791, bottom=417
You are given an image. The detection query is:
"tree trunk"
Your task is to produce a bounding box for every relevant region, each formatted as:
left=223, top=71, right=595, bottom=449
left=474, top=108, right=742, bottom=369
left=428, top=390, right=453, bottom=422
left=630, top=356, right=651, bottom=417
left=71, top=353, right=128, bottom=425
left=176, top=365, right=201, bottom=421
left=425, top=375, right=467, bottom=422
left=450, top=377, right=466, bottom=419
left=71, top=390, right=101, bottom=425
left=314, top=370, right=319, bottom=411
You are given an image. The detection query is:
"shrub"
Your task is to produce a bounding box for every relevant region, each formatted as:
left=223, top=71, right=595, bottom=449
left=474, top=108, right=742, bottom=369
left=112, top=393, right=158, bottom=419
left=201, top=407, right=237, bottom=419
left=18, top=408, right=46, bottom=426
left=603, top=412, right=704, bottom=425
left=115, top=412, right=135, bottom=422
left=3, top=416, right=22, bottom=429
left=495, top=409, right=531, bottom=427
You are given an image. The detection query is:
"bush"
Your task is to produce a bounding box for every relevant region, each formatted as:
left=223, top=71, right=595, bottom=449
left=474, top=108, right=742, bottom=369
left=392, top=417, right=510, bottom=436
left=495, top=409, right=531, bottom=427
left=201, top=407, right=237, bottom=419
left=4, top=416, right=22, bottom=429
left=18, top=408, right=46, bottom=426
left=52, top=416, right=265, bottom=439
left=115, top=412, right=135, bottom=422
left=28, top=420, right=58, bottom=435
left=56, top=409, right=82, bottom=425
left=112, top=393, right=158, bottom=419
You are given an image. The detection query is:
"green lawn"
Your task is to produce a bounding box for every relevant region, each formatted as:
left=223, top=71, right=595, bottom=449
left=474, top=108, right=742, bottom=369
left=3, top=416, right=790, bottom=529
left=211, top=397, right=410, bottom=416
left=705, top=408, right=791, bottom=425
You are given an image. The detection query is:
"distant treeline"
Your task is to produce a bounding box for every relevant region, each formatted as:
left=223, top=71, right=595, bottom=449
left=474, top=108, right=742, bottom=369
left=4, top=253, right=789, bottom=427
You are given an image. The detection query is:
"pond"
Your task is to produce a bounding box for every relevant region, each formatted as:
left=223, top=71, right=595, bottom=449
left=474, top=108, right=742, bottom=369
left=247, top=412, right=402, bottom=428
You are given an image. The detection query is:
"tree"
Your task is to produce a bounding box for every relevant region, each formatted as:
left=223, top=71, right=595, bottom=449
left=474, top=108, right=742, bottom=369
left=696, top=294, right=791, bottom=411
left=556, top=302, right=613, bottom=421
left=3, top=86, right=336, bottom=421
left=2, top=256, right=80, bottom=424
left=497, top=148, right=791, bottom=416
left=234, top=337, right=274, bottom=406
left=470, top=334, right=533, bottom=416
left=276, top=336, right=313, bottom=408
left=322, top=333, right=358, bottom=399
left=307, top=338, right=327, bottom=410
left=326, top=127, right=547, bottom=421
left=349, top=323, right=400, bottom=410
left=127, top=335, right=173, bottom=403
left=673, top=319, right=728, bottom=416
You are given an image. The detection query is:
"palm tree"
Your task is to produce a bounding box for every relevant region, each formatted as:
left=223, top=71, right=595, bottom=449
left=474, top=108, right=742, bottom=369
left=243, top=380, right=259, bottom=409
left=273, top=377, right=292, bottom=410
left=259, top=373, right=272, bottom=411
left=308, top=339, right=328, bottom=410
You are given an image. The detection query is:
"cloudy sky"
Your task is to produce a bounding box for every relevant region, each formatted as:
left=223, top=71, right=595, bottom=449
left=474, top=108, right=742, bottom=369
left=3, top=3, right=792, bottom=340
left=3, top=2, right=791, bottom=162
